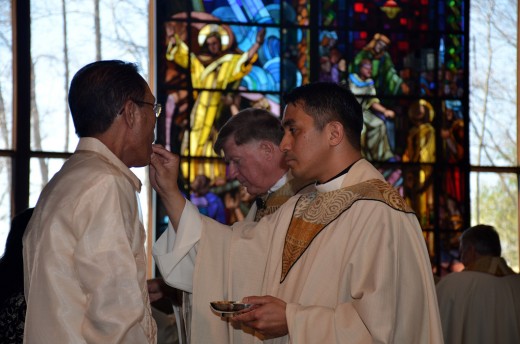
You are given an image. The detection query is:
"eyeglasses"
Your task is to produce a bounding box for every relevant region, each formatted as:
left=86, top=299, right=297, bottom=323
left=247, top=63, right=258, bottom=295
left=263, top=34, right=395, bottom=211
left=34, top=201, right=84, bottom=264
left=132, top=99, right=162, bottom=118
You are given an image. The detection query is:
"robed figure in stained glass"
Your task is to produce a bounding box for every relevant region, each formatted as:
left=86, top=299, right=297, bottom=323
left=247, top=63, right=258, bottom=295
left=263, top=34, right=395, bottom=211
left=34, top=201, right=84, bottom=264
left=166, top=23, right=265, bottom=162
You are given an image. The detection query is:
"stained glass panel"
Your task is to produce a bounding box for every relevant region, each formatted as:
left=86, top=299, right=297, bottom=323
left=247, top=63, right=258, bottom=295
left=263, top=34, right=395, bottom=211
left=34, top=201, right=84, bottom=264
left=319, top=0, right=348, bottom=27
left=439, top=0, right=465, bottom=32
left=156, top=0, right=470, bottom=273
left=319, top=29, right=348, bottom=83
left=159, top=1, right=279, bottom=24
left=349, top=0, right=436, bottom=32
left=283, top=0, right=310, bottom=25
left=282, top=28, right=309, bottom=88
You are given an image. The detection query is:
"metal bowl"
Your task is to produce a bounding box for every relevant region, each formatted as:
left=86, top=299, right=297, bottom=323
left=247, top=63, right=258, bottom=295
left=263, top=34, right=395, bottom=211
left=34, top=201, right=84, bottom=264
left=210, top=301, right=252, bottom=314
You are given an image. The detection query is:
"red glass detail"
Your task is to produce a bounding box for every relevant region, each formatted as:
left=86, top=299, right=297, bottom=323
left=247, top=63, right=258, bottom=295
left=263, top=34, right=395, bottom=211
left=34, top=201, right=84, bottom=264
left=354, top=3, right=364, bottom=12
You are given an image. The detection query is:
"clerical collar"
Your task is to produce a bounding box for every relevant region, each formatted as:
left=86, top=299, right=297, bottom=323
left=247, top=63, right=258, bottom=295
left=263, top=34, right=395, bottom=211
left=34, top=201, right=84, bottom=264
left=317, top=159, right=361, bottom=185
left=269, top=173, right=288, bottom=193
left=255, top=173, right=288, bottom=210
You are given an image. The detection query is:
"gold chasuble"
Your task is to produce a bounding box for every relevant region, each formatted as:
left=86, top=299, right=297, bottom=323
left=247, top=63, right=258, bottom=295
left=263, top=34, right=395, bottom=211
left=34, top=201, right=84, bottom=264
left=254, top=177, right=313, bottom=222
left=282, top=179, right=414, bottom=282
left=157, top=159, right=443, bottom=344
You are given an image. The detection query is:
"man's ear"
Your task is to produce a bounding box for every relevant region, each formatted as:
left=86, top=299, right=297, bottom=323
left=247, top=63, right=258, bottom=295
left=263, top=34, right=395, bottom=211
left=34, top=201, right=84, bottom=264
left=259, top=140, right=275, bottom=160
left=327, top=121, right=344, bottom=146
left=120, top=100, right=137, bottom=129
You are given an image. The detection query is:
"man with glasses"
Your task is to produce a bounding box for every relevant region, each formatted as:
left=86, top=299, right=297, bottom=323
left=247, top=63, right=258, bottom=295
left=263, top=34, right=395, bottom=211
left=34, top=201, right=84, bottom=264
left=132, top=99, right=162, bottom=118
left=23, top=60, right=158, bottom=343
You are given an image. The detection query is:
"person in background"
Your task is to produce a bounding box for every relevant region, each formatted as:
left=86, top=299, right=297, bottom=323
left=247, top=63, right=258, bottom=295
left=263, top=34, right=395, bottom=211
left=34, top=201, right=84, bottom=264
left=0, top=208, right=34, bottom=344
left=224, top=185, right=254, bottom=224
left=23, top=60, right=157, bottom=343
left=436, top=224, right=520, bottom=344
left=148, top=277, right=181, bottom=344
left=150, top=82, right=442, bottom=343
left=150, top=107, right=313, bottom=343
left=190, top=174, right=227, bottom=224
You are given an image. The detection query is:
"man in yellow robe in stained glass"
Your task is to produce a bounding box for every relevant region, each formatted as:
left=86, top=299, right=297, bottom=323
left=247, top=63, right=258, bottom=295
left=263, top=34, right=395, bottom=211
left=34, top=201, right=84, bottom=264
left=166, top=24, right=266, bottom=163
left=402, top=99, right=436, bottom=228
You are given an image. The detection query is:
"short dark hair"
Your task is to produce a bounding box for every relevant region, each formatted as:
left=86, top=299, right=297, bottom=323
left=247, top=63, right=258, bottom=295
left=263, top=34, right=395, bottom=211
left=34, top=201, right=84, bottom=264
left=68, top=60, right=148, bottom=137
left=213, top=108, right=284, bottom=155
left=461, top=224, right=502, bottom=257
left=283, top=82, right=363, bottom=150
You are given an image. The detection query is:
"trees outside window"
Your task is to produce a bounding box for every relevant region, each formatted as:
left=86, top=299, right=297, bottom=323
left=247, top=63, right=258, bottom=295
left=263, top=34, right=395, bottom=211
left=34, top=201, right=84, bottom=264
left=0, top=0, right=150, bottom=256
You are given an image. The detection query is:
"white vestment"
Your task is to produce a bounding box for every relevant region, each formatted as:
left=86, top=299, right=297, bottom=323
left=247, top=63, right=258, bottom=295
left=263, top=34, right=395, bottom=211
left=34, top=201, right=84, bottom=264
left=436, top=260, right=520, bottom=344
left=23, top=138, right=156, bottom=344
left=154, top=172, right=311, bottom=343
left=155, top=159, right=443, bottom=343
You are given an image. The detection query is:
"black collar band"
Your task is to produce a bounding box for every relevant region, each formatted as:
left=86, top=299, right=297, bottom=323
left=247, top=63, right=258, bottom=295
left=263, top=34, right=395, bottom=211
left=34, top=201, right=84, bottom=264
left=317, top=158, right=361, bottom=185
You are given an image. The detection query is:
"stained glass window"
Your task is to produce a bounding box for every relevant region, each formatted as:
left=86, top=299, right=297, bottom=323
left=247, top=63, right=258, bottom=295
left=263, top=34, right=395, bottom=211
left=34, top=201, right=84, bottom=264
left=155, top=0, right=469, bottom=274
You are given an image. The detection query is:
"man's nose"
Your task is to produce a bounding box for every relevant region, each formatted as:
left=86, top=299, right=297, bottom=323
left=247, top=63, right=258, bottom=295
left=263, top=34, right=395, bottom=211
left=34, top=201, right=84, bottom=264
left=228, top=163, right=239, bottom=178
left=279, top=134, right=290, bottom=153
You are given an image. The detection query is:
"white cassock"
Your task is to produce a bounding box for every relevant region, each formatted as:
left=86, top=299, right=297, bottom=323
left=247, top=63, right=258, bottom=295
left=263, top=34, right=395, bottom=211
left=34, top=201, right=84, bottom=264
left=155, top=159, right=443, bottom=343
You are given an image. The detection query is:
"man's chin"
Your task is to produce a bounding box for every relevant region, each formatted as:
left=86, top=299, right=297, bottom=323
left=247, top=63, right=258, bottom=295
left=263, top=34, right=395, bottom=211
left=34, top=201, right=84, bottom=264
left=244, top=186, right=266, bottom=198
left=288, top=166, right=301, bottom=178
left=244, top=187, right=257, bottom=198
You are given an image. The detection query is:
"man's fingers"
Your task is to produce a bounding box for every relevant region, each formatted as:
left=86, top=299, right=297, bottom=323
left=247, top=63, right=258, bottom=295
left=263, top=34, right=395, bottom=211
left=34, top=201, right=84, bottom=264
left=232, top=308, right=257, bottom=323
left=242, top=295, right=270, bottom=305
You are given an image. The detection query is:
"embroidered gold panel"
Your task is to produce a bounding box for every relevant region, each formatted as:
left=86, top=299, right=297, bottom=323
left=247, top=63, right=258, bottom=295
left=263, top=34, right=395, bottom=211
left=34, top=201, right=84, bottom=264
left=281, top=179, right=414, bottom=282
left=254, top=178, right=312, bottom=222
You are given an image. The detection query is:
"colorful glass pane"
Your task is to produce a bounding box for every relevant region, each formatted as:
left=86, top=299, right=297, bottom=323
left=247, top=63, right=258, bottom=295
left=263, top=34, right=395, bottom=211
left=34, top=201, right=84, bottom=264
left=156, top=1, right=470, bottom=275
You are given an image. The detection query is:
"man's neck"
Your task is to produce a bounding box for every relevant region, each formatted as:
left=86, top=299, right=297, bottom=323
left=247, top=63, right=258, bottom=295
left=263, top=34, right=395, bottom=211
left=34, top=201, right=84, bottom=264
left=267, top=170, right=289, bottom=193
left=317, top=151, right=362, bottom=184
left=317, top=159, right=360, bottom=185
left=466, top=256, right=516, bottom=276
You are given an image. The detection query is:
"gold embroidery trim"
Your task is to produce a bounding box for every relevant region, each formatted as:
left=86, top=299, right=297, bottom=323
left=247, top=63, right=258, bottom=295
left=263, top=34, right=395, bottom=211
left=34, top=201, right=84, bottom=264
left=280, top=179, right=413, bottom=282
left=254, top=178, right=312, bottom=222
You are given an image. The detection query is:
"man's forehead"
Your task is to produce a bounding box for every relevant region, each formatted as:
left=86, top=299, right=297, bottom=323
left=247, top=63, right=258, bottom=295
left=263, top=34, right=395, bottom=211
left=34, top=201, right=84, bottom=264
left=281, top=103, right=297, bottom=124
left=281, top=117, right=295, bottom=127
left=223, top=139, right=256, bottom=155
left=282, top=103, right=311, bottom=126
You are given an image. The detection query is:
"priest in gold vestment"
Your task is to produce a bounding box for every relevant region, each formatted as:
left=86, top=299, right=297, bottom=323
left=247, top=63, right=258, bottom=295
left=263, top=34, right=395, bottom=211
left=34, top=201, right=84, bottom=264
left=152, top=108, right=313, bottom=343
left=150, top=82, right=443, bottom=343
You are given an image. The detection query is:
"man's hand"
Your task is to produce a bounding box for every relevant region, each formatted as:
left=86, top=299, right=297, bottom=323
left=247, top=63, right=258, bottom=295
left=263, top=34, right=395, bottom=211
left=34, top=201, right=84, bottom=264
left=147, top=278, right=167, bottom=303
left=150, top=144, right=186, bottom=228
left=150, top=144, right=180, bottom=197
left=231, top=295, right=288, bottom=339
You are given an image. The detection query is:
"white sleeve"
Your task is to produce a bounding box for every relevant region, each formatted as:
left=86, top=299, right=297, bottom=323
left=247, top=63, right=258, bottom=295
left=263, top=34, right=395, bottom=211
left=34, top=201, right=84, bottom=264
left=153, top=201, right=202, bottom=293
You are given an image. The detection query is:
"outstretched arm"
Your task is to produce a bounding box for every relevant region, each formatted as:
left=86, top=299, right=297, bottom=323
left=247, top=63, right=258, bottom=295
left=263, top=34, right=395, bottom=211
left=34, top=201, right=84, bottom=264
left=150, top=144, right=186, bottom=229
left=246, top=28, right=266, bottom=61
